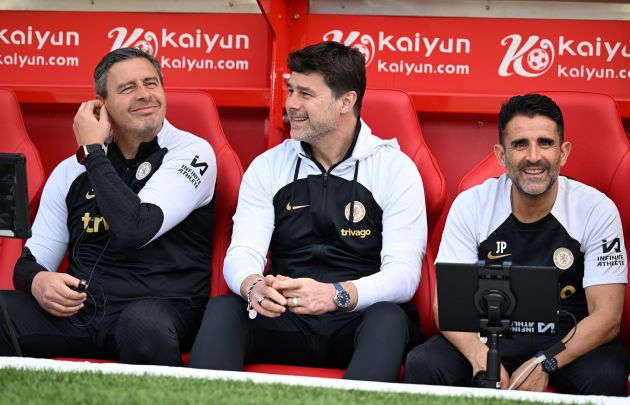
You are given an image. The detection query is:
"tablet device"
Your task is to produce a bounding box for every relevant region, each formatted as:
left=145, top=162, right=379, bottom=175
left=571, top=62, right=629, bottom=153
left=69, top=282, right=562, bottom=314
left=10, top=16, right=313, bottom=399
left=0, top=153, right=31, bottom=239
left=436, top=262, right=559, bottom=335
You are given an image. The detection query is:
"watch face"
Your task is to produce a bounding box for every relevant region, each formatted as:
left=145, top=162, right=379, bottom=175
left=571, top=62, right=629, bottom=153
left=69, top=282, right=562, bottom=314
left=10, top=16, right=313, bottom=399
left=334, top=290, right=351, bottom=310
left=542, top=357, right=558, bottom=374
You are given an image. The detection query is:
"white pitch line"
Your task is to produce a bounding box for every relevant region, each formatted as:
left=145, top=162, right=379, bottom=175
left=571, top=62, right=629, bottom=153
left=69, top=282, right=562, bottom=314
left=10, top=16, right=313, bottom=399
left=0, top=357, right=627, bottom=404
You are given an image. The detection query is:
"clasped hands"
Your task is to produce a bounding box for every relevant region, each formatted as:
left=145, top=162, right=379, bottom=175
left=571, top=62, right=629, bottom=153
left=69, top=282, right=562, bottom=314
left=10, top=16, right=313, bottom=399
left=244, top=274, right=337, bottom=318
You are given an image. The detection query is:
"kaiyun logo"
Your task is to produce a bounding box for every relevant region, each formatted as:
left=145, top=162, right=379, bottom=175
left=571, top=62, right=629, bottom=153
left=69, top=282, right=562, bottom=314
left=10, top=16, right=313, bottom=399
left=323, top=29, right=471, bottom=68
left=108, top=27, right=250, bottom=57
left=498, top=34, right=555, bottom=78
left=323, top=30, right=376, bottom=66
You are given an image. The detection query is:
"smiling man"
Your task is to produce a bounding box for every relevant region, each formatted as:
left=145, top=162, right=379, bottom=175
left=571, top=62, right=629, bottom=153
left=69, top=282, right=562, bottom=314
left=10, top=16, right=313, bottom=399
left=189, top=41, right=427, bottom=382
left=0, top=47, right=216, bottom=365
left=404, top=94, right=628, bottom=396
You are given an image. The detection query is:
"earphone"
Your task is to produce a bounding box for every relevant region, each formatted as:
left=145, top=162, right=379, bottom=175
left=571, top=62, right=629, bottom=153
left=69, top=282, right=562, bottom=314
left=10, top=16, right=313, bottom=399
left=70, top=199, right=111, bottom=329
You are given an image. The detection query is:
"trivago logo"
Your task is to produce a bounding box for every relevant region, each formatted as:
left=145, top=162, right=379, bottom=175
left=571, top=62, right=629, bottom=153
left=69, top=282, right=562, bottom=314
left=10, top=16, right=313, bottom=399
left=108, top=27, right=250, bottom=56
left=498, top=34, right=555, bottom=77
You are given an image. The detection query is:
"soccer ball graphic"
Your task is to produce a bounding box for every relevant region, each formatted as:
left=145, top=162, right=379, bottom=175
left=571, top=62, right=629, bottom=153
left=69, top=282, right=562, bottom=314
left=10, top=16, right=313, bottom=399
left=134, top=40, right=155, bottom=56
left=527, top=48, right=550, bottom=71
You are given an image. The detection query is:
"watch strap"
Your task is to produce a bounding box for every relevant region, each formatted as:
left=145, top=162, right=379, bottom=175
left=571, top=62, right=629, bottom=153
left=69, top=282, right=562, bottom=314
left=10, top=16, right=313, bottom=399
left=76, top=143, right=103, bottom=164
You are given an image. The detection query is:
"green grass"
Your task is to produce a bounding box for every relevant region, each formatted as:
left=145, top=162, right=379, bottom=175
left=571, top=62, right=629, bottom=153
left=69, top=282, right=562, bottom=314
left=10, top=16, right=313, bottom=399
left=0, top=368, right=553, bottom=405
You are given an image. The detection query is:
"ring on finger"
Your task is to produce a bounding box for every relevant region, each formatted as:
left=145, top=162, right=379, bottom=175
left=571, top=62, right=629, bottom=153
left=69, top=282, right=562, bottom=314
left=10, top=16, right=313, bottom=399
left=292, top=297, right=299, bottom=307
left=258, top=296, right=267, bottom=305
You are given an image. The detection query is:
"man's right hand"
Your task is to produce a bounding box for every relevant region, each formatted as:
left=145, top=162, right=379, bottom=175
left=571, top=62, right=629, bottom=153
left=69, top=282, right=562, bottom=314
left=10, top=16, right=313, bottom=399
left=442, top=331, right=510, bottom=388
left=240, top=274, right=287, bottom=318
left=31, top=272, right=86, bottom=317
left=73, top=99, right=111, bottom=146
left=467, top=344, right=510, bottom=389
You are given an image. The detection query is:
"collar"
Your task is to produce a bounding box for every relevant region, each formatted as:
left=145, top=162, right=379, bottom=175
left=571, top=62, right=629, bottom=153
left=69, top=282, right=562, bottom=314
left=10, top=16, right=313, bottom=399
left=301, top=119, right=362, bottom=165
left=107, top=136, right=160, bottom=168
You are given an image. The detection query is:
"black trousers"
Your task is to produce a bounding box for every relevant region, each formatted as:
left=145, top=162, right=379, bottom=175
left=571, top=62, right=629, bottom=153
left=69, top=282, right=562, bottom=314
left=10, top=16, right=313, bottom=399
left=0, top=290, right=204, bottom=366
left=404, top=333, right=629, bottom=396
left=189, top=294, right=411, bottom=382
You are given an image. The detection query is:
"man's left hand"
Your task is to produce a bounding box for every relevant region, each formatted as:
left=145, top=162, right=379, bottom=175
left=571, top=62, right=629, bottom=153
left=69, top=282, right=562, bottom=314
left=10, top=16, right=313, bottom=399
left=508, top=359, right=549, bottom=391
left=273, top=275, right=337, bottom=315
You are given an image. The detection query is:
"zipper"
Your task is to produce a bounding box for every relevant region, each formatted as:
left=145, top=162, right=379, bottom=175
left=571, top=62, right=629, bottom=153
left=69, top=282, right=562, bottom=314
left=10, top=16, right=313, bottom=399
left=321, top=171, right=329, bottom=232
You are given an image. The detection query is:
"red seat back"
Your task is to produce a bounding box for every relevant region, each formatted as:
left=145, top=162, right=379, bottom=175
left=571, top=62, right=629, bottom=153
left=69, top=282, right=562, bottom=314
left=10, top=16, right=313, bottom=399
left=362, top=89, right=446, bottom=234
left=458, top=91, right=630, bottom=349
left=362, top=89, right=445, bottom=339
left=165, top=91, right=243, bottom=297
left=0, top=88, right=45, bottom=290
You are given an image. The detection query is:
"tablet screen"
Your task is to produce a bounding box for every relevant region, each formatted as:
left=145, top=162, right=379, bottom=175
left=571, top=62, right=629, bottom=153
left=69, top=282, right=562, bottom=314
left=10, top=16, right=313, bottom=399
left=0, top=153, right=31, bottom=239
left=436, top=262, right=559, bottom=335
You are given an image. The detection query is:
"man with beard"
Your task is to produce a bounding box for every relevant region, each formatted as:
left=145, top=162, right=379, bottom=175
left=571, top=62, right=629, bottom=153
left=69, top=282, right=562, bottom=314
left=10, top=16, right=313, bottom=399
left=404, top=94, right=628, bottom=395
left=0, top=47, right=216, bottom=366
left=189, top=41, right=427, bottom=382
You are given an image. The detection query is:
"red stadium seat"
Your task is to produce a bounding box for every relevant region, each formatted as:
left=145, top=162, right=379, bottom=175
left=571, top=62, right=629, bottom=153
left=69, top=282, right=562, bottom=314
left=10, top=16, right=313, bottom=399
left=458, top=91, right=630, bottom=392
left=0, top=88, right=45, bottom=290
left=362, top=89, right=446, bottom=234
left=363, top=88, right=445, bottom=340
left=244, top=89, right=446, bottom=378
left=165, top=91, right=243, bottom=297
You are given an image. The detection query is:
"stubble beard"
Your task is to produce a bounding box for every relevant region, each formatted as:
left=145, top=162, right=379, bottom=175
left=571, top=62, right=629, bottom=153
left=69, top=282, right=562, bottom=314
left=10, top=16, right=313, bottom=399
left=508, top=161, right=559, bottom=198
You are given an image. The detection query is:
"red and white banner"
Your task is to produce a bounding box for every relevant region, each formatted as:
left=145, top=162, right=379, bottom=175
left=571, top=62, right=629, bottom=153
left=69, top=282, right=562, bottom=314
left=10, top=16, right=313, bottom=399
left=1, top=11, right=629, bottom=109
left=0, top=11, right=270, bottom=89
left=307, top=15, right=630, bottom=100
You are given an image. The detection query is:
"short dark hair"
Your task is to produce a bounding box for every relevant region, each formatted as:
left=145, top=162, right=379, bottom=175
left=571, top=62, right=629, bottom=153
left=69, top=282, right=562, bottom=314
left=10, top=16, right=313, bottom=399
left=94, top=47, right=163, bottom=99
left=498, top=93, right=564, bottom=145
left=287, top=41, right=366, bottom=116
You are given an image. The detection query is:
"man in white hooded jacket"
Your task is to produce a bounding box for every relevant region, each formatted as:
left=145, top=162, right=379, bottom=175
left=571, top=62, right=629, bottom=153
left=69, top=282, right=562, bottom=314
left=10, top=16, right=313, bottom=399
left=190, top=41, right=427, bottom=382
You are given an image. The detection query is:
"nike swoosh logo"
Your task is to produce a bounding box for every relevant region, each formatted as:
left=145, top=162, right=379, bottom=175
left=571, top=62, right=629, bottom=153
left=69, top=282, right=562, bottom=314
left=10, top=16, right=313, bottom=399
left=487, top=252, right=512, bottom=260
left=85, top=191, right=96, bottom=200
left=286, top=203, right=310, bottom=211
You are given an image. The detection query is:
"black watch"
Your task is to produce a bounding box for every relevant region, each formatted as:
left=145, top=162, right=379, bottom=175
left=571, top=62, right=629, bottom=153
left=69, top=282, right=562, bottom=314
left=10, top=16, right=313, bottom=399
left=333, top=282, right=350, bottom=311
left=76, top=144, right=103, bottom=165
left=541, top=357, right=558, bottom=374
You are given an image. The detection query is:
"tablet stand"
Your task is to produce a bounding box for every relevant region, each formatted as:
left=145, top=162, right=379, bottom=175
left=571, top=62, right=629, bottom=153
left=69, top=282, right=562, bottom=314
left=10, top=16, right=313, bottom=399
left=474, top=261, right=516, bottom=389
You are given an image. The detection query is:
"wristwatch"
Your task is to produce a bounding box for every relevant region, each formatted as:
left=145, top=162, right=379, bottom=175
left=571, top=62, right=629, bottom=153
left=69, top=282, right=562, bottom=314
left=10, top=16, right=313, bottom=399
left=541, top=357, right=558, bottom=374
left=76, top=144, right=103, bottom=165
left=333, top=282, right=351, bottom=311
